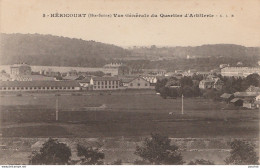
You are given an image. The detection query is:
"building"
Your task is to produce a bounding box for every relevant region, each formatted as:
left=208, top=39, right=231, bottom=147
left=104, top=63, right=123, bottom=68
left=0, top=81, right=81, bottom=92
left=90, top=77, right=120, bottom=90
left=78, top=77, right=92, bottom=90
left=141, top=75, right=157, bottom=86
left=221, top=67, right=260, bottom=78
left=219, top=64, right=229, bottom=69
left=121, top=76, right=151, bottom=89
left=0, top=73, right=11, bottom=81
left=199, top=77, right=223, bottom=90
left=10, top=63, right=32, bottom=75
left=230, top=98, right=243, bottom=106
left=220, top=93, right=234, bottom=103
left=11, top=75, right=55, bottom=81
left=142, top=69, right=166, bottom=76
left=246, top=85, right=260, bottom=92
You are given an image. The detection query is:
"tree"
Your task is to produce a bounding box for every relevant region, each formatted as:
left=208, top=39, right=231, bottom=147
left=159, top=87, right=169, bottom=99
left=76, top=144, right=105, bottom=165
left=188, top=159, right=214, bottom=165
left=29, top=138, right=71, bottom=165
left=225, top=139, right=259, bottom=165
left=135, top=133, right=184, bottom=165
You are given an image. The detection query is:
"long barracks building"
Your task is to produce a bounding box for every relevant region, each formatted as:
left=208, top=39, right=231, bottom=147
left=221, top=67, right=260, bottom=78
left=0, top=81, right=81, bottom=92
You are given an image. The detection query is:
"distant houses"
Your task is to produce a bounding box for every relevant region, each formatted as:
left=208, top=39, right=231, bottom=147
left=199, top=76, right=223, bottom=90
left=220, top=85, right=260, bottom=109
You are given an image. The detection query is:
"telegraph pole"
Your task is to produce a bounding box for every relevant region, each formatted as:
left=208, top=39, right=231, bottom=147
left=56, top=96, right=59, bottom=121
left=182, top=94, right=184, bottom=115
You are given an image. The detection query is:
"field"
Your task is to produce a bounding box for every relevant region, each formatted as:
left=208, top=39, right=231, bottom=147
left=0, top=90, right=259, bottom=138
left=0, top=90, right=259, bottom=164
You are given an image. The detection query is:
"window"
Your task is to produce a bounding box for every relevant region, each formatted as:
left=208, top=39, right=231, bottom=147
left=137, top=83, right=140, bottom=86
left=51, top=87, right=54, bottom=89
left=67, top=87, right=71, bottom=89
left=145, top=83, right=148, bottom=86
left=25, top=87, right=28, bottom=90
left=98, top=82, right=100, bottom=85
left=47, top=87, right=49, bottom=89
left=109, top=86, right=111, bottom=88
left=12, top=87, right=15, bottom=90
left=130, top=83, right=133, bottom=86
left=21, top=87, right=24, bottom=90
left=0, top=87, right=2, bottom=90
left=55, top=87, right=58, bottom=89
left=72, top=87, right=74, bottom=89
left=94, top=86, right=96, bottom=89
left=105, top=86, right=107, bottom=88
left=38, top=87, right=41, bottom=89
left=30, top=87, right=33, bottom=90
left=112, top=86, right=114, bottom=88
left=116, top=86, right=118, bottom=88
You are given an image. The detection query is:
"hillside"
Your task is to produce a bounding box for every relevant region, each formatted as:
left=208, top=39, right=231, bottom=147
left=0, top=33, right=129, bottom=67
left=129, top=44, right=260, bottom=59
left=1, top=33, right=259, bottom=68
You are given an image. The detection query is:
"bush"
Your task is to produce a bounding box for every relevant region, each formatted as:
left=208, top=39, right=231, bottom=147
left=29, top=138, right=71, bottom=165
left=135, top=133, right=184, bottom=165
left=225, top=139, right=259, bottom=165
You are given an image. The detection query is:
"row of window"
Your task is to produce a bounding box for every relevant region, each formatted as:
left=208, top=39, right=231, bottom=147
left=129, top=83, right=148, bottom=87
left=94, top=81, right=119, bottom=85
left=94, top=86, right=118, bottom=89
left=0, top=86, right=75, bottom=90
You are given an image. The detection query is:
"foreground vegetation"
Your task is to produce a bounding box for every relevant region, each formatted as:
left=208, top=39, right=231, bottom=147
left=29, top=134, right=259, bottom=165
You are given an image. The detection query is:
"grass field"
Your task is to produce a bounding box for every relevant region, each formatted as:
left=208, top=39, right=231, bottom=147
left=0, top=91, right=259, bottom=138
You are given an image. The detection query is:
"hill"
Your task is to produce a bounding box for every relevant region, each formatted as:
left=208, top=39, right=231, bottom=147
left=129, top=44, right=260, bottom=59
left=0, top=33, right=129, bottom=67
left=1, top=33, right=259, bottom=68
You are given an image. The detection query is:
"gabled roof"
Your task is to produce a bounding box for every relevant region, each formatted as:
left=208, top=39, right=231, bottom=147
left=92, top=76, right=120, bottom=81
left=121, top=77, right=149, bottom=83
left=234, top=92, right=260, bottom=98
left=220, top=93, right=233, bottom=99
left=230, top=98, right=243, bottom=103
left=246, top=85, right=260, bottom=92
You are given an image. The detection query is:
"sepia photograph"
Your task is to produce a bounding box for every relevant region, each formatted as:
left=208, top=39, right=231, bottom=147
left=0, top=0, right=259, bottom=166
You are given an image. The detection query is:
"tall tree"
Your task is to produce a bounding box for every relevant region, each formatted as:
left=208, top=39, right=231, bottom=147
left=135, top=133, right=184, bottom=165
left=29, top=138, right=71, bottom=165
left=76, top=144, right=105, bottom=165
left=225, top=139, right=259, bottom=165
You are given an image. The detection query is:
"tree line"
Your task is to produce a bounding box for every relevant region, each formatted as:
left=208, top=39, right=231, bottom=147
left=29, top=134, right=259, bottom=165
left=155, top=73, right=260, bottom=100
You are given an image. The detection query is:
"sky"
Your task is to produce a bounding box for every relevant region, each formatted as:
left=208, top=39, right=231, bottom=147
left=1, top=0, right=260, bottom=47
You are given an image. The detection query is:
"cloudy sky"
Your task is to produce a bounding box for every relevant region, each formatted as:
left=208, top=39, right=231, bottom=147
left=1, top=0, right=260, bottom=47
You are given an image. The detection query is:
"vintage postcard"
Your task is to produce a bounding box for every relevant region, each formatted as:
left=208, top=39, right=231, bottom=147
left=0, top=0, right=259, bottom=165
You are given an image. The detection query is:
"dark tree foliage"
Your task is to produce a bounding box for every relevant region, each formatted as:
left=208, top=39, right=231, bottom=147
left=76, top=144, right=105, bottom=165
left=225, top=140, right=259, bottom=165
left=29, top=138, right=71, bottom=165
left=135, top=133, right=184, bottom=165
left=180, top=76, right=193, bottom=87
left=245, top=73, right=260, bottom=87
left=155, top=78, right=168, bottom=93
left=188, top=159, right=215, bottom=165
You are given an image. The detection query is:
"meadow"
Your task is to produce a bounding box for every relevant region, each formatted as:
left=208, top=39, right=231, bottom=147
left=0, top=91, right=259, bottom=138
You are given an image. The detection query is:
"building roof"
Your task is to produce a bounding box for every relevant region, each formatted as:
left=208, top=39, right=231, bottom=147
left=92, top=76, right=120, bottom=81
left=246, top=85, right=260, bottom=92
left=230, top=98, right=243, bottom=103
left=12, top=75, right=55, bottom=81
left=0, top=81, right=80, bottom=87
left=79, top=77, right=92, bottom=83
left=234, top=92, right=260, bottom=98
left=220, top=93, right=233, bottom=99
left=120, top=78, right=135, bottom=83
